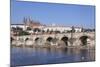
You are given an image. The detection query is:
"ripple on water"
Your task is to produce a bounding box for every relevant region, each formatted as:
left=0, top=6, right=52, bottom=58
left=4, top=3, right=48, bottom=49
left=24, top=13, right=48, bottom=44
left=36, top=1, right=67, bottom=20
left=11, top=47, right=95, bottom=66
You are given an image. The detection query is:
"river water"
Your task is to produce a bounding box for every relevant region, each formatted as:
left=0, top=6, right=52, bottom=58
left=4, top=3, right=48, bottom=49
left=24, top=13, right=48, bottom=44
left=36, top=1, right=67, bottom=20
left=11, top=47, right=95, bottom=67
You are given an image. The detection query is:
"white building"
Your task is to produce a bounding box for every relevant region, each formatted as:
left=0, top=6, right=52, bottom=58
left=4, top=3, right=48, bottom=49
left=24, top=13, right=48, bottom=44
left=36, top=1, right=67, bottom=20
left=43, top=26, right=71, bottom=33
left=11, top=23, right=82, bottom=34
left=43, top=26, right=82, bottom=33
left=11, top=24, right=28, bottom=31
left=74, top=27, right=82, bottom=32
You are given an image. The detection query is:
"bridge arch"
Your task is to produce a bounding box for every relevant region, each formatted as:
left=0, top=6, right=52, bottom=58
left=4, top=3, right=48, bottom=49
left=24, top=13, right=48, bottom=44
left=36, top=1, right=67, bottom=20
left=11, top=37, right=14, bottom=42
left=61, top=36, right=69, bottom=46
left=25, top=38, right=29, bottom=41
left=46, top=37, right=53, bottom=42
left=79, top=35, right=91, bottom=46
left=35, top=37, right=40, bottom=41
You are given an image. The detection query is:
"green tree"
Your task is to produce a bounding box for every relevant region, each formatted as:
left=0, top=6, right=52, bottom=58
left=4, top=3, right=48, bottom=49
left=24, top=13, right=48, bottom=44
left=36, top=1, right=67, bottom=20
left=18, top=31, right=30, bottom=36
left=33, top=28, right=41, bottom=32
left=27, top=27, right=32, bottom=30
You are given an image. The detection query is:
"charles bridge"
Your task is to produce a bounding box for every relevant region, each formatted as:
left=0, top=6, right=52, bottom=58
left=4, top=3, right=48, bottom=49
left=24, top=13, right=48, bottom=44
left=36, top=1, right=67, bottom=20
left=11, top=32, right=95, bottom=47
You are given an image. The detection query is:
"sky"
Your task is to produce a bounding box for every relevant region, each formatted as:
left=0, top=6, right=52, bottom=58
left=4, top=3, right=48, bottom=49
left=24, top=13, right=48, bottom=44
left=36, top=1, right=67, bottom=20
left=11, top=0, right=95, bottom=28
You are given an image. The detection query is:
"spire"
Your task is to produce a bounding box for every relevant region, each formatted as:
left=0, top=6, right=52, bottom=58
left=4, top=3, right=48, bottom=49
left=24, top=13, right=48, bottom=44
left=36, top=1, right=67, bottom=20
left=23, top=17, right=27, bottom=25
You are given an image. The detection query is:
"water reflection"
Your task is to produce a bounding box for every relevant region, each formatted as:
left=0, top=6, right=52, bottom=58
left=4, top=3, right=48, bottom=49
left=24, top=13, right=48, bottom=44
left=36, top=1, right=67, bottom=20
left=11, top=47, right=95, bottom=66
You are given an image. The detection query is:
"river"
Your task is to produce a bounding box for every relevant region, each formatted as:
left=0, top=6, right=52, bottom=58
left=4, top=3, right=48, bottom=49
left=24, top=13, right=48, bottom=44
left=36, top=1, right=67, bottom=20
left=11, top=47, right=95, bottom=67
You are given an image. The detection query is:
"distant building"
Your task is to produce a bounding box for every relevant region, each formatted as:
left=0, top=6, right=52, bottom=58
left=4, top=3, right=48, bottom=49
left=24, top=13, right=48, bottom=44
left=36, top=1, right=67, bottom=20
left=43, top=26, right=82, bottom=33
left=43, top=26, right=71, bottom=33
left=11, top=18, right=83, bottom=35
left=11, top=23, right=82, bottom=34
left=11, top=24, right=28, bottom=31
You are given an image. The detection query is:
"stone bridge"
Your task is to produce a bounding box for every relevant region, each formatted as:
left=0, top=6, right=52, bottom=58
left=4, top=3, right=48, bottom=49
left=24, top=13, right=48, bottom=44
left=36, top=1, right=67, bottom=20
left=11, top=32, right=95, bottom=47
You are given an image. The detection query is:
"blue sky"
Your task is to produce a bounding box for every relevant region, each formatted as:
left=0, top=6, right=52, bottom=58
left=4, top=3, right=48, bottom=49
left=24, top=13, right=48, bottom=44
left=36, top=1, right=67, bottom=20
left=11, top=0, right=95, bottom=28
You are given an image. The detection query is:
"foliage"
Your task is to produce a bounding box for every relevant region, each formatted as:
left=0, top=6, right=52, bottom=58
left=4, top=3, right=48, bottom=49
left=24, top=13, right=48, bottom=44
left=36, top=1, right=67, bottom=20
left=27, top=27, right=32, bottom=30
left=33, top=28, right=41, bottom=32
left=18, top=31, right=30, bottom=36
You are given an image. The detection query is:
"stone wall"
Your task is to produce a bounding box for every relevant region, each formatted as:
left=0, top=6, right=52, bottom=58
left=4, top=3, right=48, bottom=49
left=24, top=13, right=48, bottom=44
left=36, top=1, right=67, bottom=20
left=11, top=32, right=95, bottom=47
